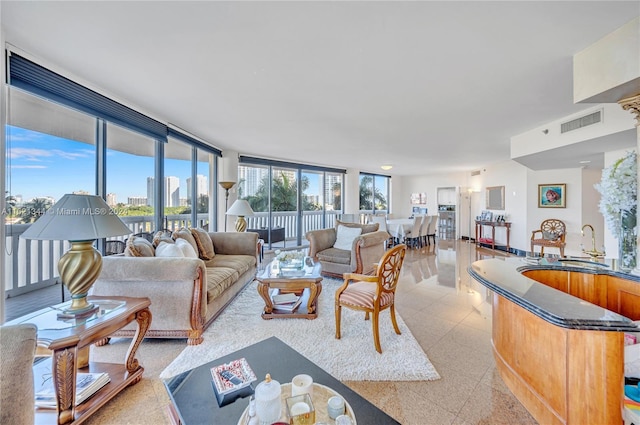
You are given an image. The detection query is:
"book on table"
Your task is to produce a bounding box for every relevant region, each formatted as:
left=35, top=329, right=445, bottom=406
left=271, top=292, right=302, bottom=312
left=210, top=357, right=257, bottom=407
left=35, top=372, right=110, bottom=408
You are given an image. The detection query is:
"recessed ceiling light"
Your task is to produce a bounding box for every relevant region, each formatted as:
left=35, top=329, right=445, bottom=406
left=579, top=160, right=591, bottom=164
left=381, top=165, right=393, bottom=170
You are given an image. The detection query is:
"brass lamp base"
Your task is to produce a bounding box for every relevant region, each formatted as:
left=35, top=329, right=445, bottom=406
left=235, top=216, right=247, bottom=232
left=58, top=240, right=103, bottom=316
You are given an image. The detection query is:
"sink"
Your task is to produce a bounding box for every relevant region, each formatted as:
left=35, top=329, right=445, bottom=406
left=557, top=258, right=610, bottom=268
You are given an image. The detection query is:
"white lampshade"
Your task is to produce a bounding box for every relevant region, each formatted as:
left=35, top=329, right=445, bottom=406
left=226, top=199, right=254, bottom=217
left=20, top=194, right=131, bottom=241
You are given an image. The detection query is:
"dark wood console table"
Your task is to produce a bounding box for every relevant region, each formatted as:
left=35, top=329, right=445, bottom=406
left=475, top=220, right=511, bottom=252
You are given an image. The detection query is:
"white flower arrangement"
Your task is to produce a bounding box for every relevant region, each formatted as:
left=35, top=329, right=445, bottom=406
left=594, top=150, right=637, bottom=236
left=275, top=250, right=305, bottom=263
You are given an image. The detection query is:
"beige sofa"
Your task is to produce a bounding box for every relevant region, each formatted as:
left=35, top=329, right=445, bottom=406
left=91, top=231, right=259, bottom=345
left=306, top=221, right=390, bottom=278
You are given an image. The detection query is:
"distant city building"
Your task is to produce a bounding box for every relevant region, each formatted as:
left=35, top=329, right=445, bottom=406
left=165, top=176, right=180, bottom=207
left=238, top=166, right=268, bottom=197
left=187, top=174, right=208, bottom=201
left=72, top=190, right=90, bottom=195
left=179, top=197, right=189, bottom=207
left=127, top=196, right=147, bottom=206
left=146, top=177, right=154, bottom=207
left=325, top=174, right=341, bottom=210
left=106, top=193, right=117, bottom=206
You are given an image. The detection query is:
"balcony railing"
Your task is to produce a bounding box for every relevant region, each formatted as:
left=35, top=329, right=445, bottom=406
left=4, top=211, right=345, bottom=298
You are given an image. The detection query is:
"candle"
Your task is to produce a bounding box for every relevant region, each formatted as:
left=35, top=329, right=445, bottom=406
left=289, top=401, right=310, bottom=416
left=291, top=374, right=313, bottom=397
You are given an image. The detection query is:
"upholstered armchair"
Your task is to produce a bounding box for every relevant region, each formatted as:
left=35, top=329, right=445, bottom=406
left=335, top=243, right=407, bottom=353
left=531, top=218, right=566, bottom=257
left=306, top=221, right=390, bottom=278
left=1, top=323, right=37, bottom=425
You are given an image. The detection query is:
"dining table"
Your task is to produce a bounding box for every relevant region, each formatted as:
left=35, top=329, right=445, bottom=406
left=386, top=218, right=416, bottom=242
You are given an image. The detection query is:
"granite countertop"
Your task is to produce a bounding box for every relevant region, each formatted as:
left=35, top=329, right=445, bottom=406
left=468, top=258, right=639, bottom=332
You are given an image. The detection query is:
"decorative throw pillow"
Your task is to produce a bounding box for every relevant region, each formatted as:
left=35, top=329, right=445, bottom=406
left=152, top=230, right=174, bottom=247
left=189, top=227, right=215, bottom=260
left=175, top=238, right=198, bottom=258
left=124, top=236, right=155, bottom=257
left=335, top=220, right=379, bottom=234
left=172, top=228, right=199, bottom=254
left=542, top=231, right=559, bottom=241
left=155, top=241, right=185, bottom=258
left=333, top=225, right=363, bottom=251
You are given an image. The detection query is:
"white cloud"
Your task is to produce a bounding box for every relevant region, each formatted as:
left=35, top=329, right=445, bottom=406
left=11, top=165, right=47, bottom=169
left=8, top=147, right=90, bottom=161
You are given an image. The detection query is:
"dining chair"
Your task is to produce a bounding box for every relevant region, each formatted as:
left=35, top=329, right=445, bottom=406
left=419, top=215, right=431, bottom=246
left=335, top=243, right=407, bottom=353
left=426, top=215, right=438, bottom=245
left=370, top=215, right=394, bottom=248
left=404, top=215, right=423, bottom=248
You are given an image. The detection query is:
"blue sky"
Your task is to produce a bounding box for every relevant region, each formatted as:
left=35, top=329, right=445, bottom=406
left=6, top=126, right=323, bottom=204
left=7, top=126, right=190, bottom=203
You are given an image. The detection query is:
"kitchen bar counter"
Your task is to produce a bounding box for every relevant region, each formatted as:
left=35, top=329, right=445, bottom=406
left=469, top=258, right=639, bottom=425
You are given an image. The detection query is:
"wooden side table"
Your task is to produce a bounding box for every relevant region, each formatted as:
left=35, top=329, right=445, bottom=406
left=475, top=220, right=511, bottom=252
left=5, top=295, right=151, bottom=424
left=256, top=261, right=323, bottom=319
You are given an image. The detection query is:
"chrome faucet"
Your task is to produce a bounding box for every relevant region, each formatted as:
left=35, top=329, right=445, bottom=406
left=581, top=224, right=605, bottom=259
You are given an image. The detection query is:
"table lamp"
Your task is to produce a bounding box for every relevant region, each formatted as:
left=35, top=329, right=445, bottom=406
left=225, top=199, right=254, bottom=232
left=20, top=194, right=131, bottom=316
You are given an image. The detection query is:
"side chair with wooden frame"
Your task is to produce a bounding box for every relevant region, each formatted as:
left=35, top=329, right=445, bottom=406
left=335, top=243, right=407, bottom=353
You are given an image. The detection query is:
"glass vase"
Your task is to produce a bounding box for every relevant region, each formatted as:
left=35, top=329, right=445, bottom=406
left=619, top=209, right=637, bottom=272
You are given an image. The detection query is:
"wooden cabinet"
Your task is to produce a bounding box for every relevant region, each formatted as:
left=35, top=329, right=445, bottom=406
left=522, top=269, right=640, bottom=319
left=522, top=269, right=568, bottom=292
left=608, top=275, right=640, bottom=320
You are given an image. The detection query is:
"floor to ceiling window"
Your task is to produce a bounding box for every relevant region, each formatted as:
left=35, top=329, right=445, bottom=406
left=239, top=157, right=346, bottom=250
left=3, top=51, right=221, bottom=300
left=359, top=172, right=390, bottom=218
left=105, top=122, right=156, bottom=235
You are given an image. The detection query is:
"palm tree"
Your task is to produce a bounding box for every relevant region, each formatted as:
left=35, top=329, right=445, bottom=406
left=359, top=175, right=387, bottom=211
left=5, top=192, right=17, bottom=216
left=19, top=197, right=52, bottom=223
left=245, top=172, right=315, bottom=212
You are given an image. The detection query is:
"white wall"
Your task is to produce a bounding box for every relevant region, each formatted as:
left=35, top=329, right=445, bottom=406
left=582, top=167, right=605, bottom=255
left=399, top=157, right=609, bottom=257
left=393, top=172, right=466, bottom=220
left=511, top=103, right=635, bottom=159
left=527, top=168, right=584, bottom=257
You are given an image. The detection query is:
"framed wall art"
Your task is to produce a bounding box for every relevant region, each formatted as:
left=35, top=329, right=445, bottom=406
left=486, top=186, right=505, bottom=210
left=538, top=184, right=566, bottom=208
left=410, top=192, right=427, bottom=205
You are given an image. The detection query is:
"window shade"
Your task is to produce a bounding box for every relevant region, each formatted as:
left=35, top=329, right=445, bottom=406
left=8, top=52, right=167, bottom=141
left=167, top=128, right=221, bottom=156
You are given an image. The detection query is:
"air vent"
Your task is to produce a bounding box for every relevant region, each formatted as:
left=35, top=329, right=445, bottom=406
left=470, top=170, right=481, bottom=176
left=561, top=110, right=602, bottom=134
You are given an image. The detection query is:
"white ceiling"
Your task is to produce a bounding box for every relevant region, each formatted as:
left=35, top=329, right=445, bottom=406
left=2, top=1, right=639, bottom=176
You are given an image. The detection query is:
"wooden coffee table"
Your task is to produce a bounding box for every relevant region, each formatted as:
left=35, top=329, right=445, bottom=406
left=256, top=261, right=323, bottom=319
left=5, top=295, right=151, bottom=425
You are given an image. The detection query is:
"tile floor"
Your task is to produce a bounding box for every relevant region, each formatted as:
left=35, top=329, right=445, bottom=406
left=5, top=239, right=538, bottom=424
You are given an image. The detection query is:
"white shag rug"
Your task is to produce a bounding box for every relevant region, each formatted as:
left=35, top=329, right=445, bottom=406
left=160, top=278, right=440, bottom=382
